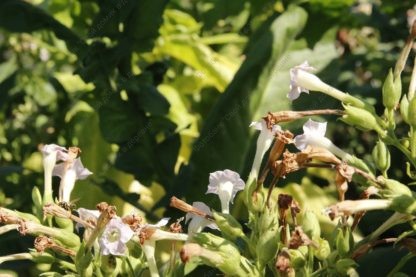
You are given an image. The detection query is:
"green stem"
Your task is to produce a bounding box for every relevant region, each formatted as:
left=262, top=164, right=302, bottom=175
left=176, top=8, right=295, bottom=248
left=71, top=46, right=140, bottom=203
left=366, top=212, right=413, bottom=242
left=410, top=127, right=416, bottom=159
left=0, top=253, right=33, bottom=264
left=387, top=252, right=415, bottom=277
left=385, top=134, right=416, bottom=169
left=0, top=224, right=18, bottom=235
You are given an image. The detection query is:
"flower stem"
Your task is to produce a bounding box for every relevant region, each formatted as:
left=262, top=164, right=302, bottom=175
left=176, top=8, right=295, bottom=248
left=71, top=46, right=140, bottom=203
left=0, top=224, right=18, bottom=235
left=387, top=252, right=415, bottom=277
left=408, top=55, right=416, bottom=100
left=0, top=253, right=33, bottom=264
left=367, top=212, right=413, bottom=242
left=142, top=240, right=159, bottom=277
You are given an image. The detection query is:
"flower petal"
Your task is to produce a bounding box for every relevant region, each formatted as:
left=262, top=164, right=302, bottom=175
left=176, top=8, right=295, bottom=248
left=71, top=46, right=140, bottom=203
left=303, top=119, right=327, bottom=137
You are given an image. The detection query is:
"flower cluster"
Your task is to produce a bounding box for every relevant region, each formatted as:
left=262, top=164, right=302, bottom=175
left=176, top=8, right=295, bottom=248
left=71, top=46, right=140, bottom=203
left=2, top=48, right=416, bottom=277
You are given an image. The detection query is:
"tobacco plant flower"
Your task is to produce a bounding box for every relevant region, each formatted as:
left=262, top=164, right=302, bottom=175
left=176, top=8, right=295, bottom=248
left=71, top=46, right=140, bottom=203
left=206, top=169, right=245, bottom=213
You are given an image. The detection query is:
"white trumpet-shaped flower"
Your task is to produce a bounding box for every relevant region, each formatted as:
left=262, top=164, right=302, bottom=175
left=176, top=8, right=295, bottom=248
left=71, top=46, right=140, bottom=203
left=99, top=217, right=134, bottom=256
left=41, top=144, right=68, bottom=204
left=139, top=218, right=188, bottom=277
left=294, top=119, right=350, bottom=160
left=289, top=61, right=322, bottom=100
left=288, top=61, right=363, bottom=108
left=186, top=202, right=218, bottom=236
left=207, top=170, right=245, bottom=213
left=53, top=157, right=92, bottom=203
left=249, top=119, right=281, bottom=181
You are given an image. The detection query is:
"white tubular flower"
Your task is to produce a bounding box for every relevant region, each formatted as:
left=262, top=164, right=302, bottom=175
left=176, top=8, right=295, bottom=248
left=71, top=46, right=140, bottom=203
left=207, top=170, right=245, bottom=213
left=288, top=61, right=357, bottom=106
left=249, top=119, right=281, bottom=181
left=289, top=61, right=321, bottom=100
left=294, top=119, right=350, bottom=160
left=139, top=217, right=188, bottom=242
left=139, top=218, right=188, bottom=277
left=53, top=158, right=92, bottom=203
left=324, top=199, right=392, bottom=218
left=99, top=217, right=134, bottom=256
left=186, top=202, right=218, bottom=236
left=41, top=144, right=67, bottom=204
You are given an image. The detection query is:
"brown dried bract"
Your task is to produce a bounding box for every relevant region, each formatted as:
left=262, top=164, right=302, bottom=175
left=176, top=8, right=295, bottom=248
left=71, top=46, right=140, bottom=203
left=303, top=146, right=340, bottom=165
left=335, top=163, right=354, bottom=201
left=269, top=110, right=343, bottom=124
left=288, top=226, right=317, bottom=249
left=170, top=197, right=214, bottom=221
left=139, top=227, right=156, bottom=244
left=170, top=217, right=184, bottom=233
left=34, top=235, right=52, bottom=252
left=68, top=146, right=81, bottom=159
left=122, top=214, right=144, bottom=231
left=276, top=250, right=292, bottom=275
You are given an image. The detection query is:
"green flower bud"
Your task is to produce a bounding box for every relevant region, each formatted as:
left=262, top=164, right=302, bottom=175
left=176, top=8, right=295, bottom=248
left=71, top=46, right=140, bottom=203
left=213, top=212, right=245, bottom=241
left=380, top=178, right=412, bottom=198
left=408, top=97, right=416, bottom=128
left=400, top=95, right=410, bottom=123
left=31, top=251, right=55, bottom=264
left=335, top=258, right=357, bottom=275
left=181, top=243, right=258, bottom=276
left=54, top=217, right=74, bottom=232
left=32, top=186, right=43, bottom=211
left=190, top=233, right=260, bottom=276
left=192, top=233, right=240, bottom=257
left=335, top=228, right=352, bottom=257
left=257, top=205, right=279, bottom=234
left=288, top=247, right=307, bottom=269
left=256, top=224, right=280, bottom=267
left=382, top=69, right=402, bottom=110
left=390, top=195, right=416, bottom=214
left=314, top=238, right=330, bottom=261
left=301, top=211, right=320, bottom=240
left=372, top=140, right=391, bottom=173
left=14, top=210, right=40, bottom=224
left=342, top=105, right=385, bottom=135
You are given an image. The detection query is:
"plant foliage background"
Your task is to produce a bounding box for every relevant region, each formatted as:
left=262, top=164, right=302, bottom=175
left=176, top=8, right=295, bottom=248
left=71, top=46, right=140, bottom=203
left=0, top=0, right=415, bottom=275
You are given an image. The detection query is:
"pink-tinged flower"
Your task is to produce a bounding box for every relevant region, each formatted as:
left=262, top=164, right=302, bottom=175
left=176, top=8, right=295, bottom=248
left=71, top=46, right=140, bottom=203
left=186, top=202, right=218, bottom=235
left=207, top=170, right=245, bottom=213
left=99, top=217, right=134, bottom=256
left=53, top=157, right=92, bottom=203
left=41, top=144, right=68, bottom=204
left=249, top=119, right=281, bottom=181
left=294, top=119, right=349, bottom=160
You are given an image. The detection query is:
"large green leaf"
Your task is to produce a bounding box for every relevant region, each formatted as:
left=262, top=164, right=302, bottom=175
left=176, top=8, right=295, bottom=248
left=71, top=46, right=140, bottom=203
left=170, top=6, right=339, bottom=206
left=171, top=6, right=309, bottom=203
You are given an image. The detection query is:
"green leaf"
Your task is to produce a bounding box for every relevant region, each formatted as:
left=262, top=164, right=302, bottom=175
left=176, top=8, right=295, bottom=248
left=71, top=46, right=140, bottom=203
left=124, top=0, right=169, bottom=51
left=131, top=84, right=170, bottom=116
left=98, top=93, right=144, bottom=144
left=175, top=6, right=309, bottom=202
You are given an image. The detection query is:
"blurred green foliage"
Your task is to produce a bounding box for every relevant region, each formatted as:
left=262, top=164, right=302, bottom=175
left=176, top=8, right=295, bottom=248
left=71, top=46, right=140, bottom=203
left=0, top=0, right=416, bottom=275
